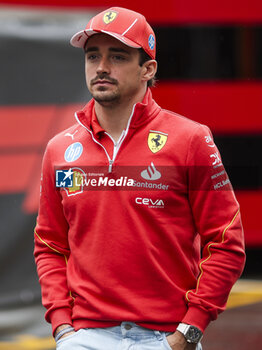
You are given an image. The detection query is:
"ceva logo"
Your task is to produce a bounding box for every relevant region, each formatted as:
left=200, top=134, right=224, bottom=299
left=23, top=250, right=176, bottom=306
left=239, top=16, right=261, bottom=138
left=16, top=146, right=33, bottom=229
left=135, top=197, right=164, bottom=208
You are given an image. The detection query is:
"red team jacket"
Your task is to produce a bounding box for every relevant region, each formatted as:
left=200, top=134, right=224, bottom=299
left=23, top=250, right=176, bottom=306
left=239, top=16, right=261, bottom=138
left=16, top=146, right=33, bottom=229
left=34, top=89, right=245, bottom=335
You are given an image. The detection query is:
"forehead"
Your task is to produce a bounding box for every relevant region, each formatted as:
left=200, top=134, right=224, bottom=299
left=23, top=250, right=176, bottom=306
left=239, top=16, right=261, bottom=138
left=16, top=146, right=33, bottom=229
left=85, top=33, right=138, bottom=54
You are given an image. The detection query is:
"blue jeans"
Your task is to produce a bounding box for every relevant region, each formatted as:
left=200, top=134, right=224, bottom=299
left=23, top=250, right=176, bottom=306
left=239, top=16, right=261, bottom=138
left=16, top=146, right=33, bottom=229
left=56, top=322, right=202, bottom=350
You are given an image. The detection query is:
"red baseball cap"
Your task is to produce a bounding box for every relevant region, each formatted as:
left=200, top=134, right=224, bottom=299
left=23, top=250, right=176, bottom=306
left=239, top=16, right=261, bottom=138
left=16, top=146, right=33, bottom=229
left=70, top=7, right=156, bottom=59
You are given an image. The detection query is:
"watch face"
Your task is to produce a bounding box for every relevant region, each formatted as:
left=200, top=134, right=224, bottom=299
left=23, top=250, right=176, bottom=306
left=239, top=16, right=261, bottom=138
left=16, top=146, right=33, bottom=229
left=186, top=326, right=202, bottom=343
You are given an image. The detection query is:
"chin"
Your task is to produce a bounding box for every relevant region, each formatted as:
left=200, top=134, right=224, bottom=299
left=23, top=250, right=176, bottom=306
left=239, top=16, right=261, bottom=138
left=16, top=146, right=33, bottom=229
left=93, top=91, right=120, bottom=104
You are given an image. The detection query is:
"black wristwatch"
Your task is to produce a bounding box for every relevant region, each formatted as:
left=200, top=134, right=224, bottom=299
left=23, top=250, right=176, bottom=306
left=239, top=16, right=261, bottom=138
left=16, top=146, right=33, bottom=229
left=177, top=323, right=203, bottom=344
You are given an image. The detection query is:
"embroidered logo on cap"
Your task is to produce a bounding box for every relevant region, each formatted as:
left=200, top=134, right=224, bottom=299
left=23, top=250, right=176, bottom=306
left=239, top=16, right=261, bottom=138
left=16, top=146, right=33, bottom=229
left=103, top=11, right=118, bottom=24
left=148, top=34, right=155, bottom=50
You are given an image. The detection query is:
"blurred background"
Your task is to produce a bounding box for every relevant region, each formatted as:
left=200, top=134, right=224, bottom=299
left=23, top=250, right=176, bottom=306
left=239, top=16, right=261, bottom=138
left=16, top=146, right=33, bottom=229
left=0, top=1, right=261, bottom=349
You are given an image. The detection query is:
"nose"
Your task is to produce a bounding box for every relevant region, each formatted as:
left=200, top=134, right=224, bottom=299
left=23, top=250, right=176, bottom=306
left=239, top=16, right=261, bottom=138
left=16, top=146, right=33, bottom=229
left=96, top=57, right=110, bottom=75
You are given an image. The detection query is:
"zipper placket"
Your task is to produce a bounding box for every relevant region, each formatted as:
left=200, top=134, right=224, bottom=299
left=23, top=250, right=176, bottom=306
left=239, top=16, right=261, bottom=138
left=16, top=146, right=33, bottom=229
left=75, top=104, right=136, bottom=172
left=105, top=130, right=125, bottom=172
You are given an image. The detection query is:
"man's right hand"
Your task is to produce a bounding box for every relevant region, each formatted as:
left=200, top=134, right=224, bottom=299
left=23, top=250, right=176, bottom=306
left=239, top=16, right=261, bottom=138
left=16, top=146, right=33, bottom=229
left=166, top=331, right=197, bottom=350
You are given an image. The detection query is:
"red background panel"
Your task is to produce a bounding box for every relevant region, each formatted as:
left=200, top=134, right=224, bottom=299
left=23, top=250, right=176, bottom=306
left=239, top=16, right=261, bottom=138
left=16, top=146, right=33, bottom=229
left=0, top=154, right=39, bottom=193
left=0, top=0, right=262, bottom=24
left=152, top=82, right=262, bottom=134
left=0, top=106, right=56, bottom=147
left=235, top=191, right=262, bottom=247
left=0, top=104, right=82, bottom=148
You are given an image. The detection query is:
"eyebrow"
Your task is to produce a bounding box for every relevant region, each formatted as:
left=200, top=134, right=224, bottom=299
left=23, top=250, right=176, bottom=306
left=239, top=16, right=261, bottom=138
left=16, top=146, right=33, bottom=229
left=85, top=46, right=131, bottom=55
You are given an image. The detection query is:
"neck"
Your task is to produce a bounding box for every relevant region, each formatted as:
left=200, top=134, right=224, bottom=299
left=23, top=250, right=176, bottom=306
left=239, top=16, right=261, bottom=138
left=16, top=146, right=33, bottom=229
left=94, top=88, right=147, bottom=142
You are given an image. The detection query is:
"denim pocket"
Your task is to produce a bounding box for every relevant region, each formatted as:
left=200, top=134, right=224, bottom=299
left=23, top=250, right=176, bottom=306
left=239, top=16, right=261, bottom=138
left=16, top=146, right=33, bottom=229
left=56, top=328, right=83, bottom=346
left=160, top=333, right=173, bottom=350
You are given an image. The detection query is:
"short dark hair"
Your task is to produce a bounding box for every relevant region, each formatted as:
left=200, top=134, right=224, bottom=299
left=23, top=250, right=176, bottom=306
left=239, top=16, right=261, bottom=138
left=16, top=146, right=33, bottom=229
left=138, top=48, right=156, bottom=87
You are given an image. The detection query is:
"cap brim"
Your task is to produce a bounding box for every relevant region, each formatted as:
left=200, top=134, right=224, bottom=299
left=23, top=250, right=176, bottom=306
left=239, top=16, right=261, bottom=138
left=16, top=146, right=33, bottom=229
left=70, top=29, right=141, bottom=49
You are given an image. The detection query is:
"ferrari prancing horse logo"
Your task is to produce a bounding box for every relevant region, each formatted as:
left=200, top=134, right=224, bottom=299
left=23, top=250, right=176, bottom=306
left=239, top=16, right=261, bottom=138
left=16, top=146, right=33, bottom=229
left=103, top=11, right=118, bottom=24
left=148, top=131, right=168, bottom=153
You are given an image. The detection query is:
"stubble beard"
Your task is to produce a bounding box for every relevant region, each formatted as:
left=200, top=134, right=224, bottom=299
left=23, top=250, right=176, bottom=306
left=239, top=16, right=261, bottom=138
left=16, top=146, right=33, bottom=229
left=89, top=74, right=120, bottom=107
left=92, top=87, right=120, bottom=107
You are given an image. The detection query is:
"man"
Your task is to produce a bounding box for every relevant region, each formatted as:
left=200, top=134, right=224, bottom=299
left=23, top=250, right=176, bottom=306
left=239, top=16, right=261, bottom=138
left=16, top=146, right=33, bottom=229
left=34, top=7, right=245, bottom=350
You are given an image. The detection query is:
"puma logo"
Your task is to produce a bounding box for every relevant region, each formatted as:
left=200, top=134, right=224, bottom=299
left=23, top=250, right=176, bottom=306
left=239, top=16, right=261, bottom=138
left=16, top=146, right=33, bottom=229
left=65, top=130, right=78, bottom=140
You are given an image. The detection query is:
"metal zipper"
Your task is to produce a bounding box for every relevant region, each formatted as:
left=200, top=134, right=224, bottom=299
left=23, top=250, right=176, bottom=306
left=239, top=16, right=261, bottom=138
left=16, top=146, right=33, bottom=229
left=75, top=104, right=136, bottom=172
left=108, top=159, right=114, bottom=173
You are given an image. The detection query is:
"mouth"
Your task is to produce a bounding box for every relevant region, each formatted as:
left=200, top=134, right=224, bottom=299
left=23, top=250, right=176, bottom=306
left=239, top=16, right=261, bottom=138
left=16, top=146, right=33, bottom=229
left=93, top=80, right=115, bottom=86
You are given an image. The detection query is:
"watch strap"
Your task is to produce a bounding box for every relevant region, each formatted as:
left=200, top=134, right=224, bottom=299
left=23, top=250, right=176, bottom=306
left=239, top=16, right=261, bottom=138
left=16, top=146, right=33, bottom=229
left=177, top=323, right=203, bottom=344
left=177, top=323, right=190, bottom=334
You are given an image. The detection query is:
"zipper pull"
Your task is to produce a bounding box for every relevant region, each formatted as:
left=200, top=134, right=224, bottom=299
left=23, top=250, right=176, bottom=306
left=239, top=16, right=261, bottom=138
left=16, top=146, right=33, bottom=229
left=108, top=160, right=113, bottom=173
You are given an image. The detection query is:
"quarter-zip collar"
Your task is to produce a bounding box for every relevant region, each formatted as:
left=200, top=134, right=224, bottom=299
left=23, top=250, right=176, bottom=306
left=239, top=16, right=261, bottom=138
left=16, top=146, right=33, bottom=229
left=75, top=88, right=161, bottom=133
left=74, top=89, right=161, bottom=173
left=90, top=106, right=105, bottom=138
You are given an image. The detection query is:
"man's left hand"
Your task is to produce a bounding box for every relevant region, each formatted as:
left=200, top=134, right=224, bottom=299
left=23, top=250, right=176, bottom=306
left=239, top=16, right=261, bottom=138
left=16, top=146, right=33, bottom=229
left=166, top=331, right=197, bottom=350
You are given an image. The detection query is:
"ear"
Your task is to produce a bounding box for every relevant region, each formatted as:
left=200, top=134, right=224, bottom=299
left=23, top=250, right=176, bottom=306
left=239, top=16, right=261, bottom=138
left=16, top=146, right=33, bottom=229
left=141, top=60, right=157, bottom=83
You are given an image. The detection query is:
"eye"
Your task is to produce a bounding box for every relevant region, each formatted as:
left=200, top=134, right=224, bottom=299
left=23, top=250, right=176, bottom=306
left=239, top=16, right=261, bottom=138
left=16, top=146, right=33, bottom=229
left=112, top=55, right=126, bottom=61
left=86, top=54, right=99, bottom=61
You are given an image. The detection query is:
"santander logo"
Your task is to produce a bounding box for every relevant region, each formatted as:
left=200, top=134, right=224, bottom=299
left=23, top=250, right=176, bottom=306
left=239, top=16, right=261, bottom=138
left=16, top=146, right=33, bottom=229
left=141, top=162, right=161, bottom=180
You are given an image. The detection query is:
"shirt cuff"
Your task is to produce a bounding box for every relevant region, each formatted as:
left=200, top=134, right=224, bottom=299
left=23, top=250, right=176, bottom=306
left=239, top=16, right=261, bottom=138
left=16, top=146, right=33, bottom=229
left=181, top=306, right=212, bottom=333
left=48, top=308, right=73, bottom=336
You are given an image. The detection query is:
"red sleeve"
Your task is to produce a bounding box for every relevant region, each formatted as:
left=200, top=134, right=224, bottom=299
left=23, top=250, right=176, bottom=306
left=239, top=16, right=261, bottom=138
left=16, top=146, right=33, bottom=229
left=182, top=124, right=246, bottom=332
left=34, top=143, right=73, bottom=335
